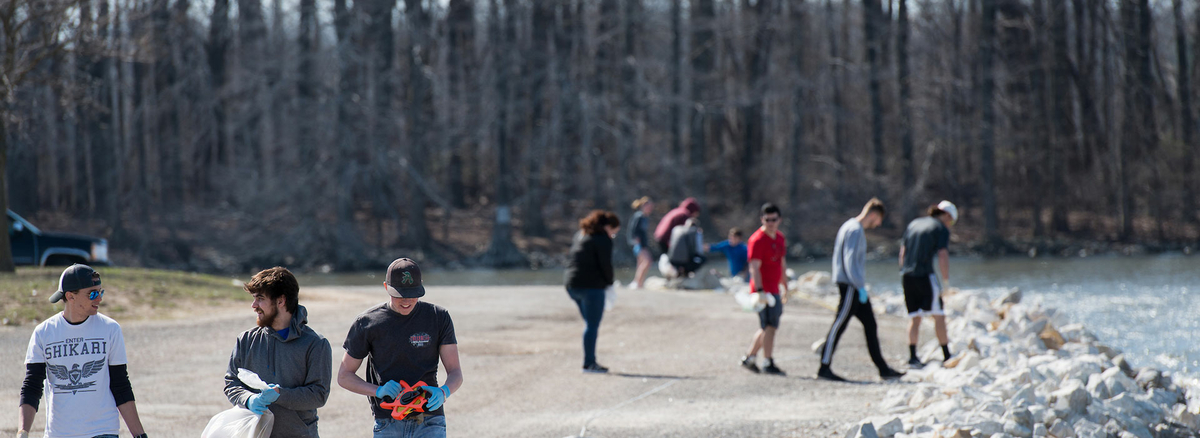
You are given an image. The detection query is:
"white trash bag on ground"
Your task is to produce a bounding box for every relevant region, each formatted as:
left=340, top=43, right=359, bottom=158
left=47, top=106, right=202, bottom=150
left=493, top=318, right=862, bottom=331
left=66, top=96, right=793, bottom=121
left=657, top=254, right=678, bottom=278
left=201, top=368, right=275, bottom=438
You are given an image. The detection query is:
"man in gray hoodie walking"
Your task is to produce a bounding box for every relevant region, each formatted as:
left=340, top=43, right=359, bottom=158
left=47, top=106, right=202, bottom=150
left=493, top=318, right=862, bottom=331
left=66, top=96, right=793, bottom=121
left=224, top=267, right=332, bottom=437
left=817, top=199, right=903, bottom=382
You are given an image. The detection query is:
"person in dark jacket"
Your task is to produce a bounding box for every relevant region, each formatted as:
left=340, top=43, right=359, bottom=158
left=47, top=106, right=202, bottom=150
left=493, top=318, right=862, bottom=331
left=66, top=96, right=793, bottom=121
left=668, top=218, right=706, bottom=276
left=653, top=198, right=700, bottom=252
left=225, top=267, right=332, bottom=438
left=564, top=210, right=621, bottom=373
left=627, top=197, right=654, bottom=289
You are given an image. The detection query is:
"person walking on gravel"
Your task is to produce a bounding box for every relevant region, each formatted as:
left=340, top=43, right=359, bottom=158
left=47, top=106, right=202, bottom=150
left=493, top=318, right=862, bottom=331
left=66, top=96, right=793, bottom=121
left=338, top=258, right=464, bottom=438
left=564, top=210, right=621, bottom=373
left=739, top=203, right=790, bottom=376
left=900, top=201, right=958, bottom=367
left=628, top=197, right=655, bottom=289
left=224, top=267, right=332, bottom=437
left=18, top=264, right=149, bottom=438
left=817, top=199, right=904, bottom=381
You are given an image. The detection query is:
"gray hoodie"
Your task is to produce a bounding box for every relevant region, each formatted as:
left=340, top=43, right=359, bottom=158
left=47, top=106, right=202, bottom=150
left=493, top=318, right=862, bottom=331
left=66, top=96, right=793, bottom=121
left=832, top=218, right=867, bottom=290
left=224, top=305, right=332, bottom=438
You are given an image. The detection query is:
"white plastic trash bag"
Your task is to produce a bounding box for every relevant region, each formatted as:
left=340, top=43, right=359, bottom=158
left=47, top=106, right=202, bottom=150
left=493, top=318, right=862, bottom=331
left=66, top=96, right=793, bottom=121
left=734, top=290, right=775, bottom=312
left=604, top=285, right=617, bottom=311
left=201, top=407, right=274, bottom=438
left=658, top=254, right=678, bottom=278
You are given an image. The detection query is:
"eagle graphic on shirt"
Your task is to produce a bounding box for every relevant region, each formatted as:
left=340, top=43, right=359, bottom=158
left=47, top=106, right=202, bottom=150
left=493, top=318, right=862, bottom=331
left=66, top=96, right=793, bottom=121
left=48, top=359, right=106, bottom=394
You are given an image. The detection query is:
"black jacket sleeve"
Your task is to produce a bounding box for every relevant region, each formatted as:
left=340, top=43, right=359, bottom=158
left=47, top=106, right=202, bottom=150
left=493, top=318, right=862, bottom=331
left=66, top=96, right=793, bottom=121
left=109, top=364, right=135, bottom=406
left=20, top=363, right=46, bottom=410
left=597, top=235, right=614, bottom=285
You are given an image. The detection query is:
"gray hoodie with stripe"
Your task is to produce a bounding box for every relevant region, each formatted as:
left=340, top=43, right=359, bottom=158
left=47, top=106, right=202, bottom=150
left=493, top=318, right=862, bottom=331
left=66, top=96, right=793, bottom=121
left=832, top=218, right=867, bottom=291
left=224, top=305, right=332, bottom=438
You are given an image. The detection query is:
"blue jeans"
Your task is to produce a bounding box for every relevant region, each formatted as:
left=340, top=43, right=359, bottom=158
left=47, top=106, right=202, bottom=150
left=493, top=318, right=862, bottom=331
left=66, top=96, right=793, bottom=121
left=566, top=288, right=606, bottom=367
left=373, top=415, right=446, bottom=438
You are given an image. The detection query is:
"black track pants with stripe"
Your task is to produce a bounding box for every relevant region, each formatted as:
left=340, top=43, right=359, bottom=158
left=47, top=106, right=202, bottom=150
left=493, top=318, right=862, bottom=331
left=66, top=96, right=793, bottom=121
left=820, top=283, right=888, bottom=370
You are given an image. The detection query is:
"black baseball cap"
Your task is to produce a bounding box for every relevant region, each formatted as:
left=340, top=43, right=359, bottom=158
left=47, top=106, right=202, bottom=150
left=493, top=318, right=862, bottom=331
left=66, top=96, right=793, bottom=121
left=49, top=264, right=101, bottom=303
left=385, top=258, right=425, bottom=298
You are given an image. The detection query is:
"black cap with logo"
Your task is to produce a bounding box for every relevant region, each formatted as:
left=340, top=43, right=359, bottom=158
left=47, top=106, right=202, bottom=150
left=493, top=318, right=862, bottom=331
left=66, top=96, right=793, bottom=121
left=49, top=264, right=101, bottom=303
left=385, top=258, right=425, bottom=298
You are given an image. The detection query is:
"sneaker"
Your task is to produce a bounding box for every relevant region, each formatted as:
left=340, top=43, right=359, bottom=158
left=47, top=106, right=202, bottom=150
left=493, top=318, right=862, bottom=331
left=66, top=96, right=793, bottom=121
left=740, top=356, right=760, bottom=373
left=878, top=367, right=905, bottom=380
left=816, top=366, right=846, bottom=382
left=907, top=357, right=925, bottom=368
left=762, top=360, right=786, bottom=376
left=582, top=363, right=609, bottom=374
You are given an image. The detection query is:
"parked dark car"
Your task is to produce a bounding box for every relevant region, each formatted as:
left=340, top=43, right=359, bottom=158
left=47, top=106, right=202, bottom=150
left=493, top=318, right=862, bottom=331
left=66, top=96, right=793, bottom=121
left=7, top=210, right=110, bottom=266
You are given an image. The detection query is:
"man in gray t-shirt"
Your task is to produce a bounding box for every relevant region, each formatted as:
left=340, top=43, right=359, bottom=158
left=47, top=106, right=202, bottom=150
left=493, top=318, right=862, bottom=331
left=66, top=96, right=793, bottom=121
left=337, top=258, right=463, bottom=438
left=899, top=201, right=957, bottom=367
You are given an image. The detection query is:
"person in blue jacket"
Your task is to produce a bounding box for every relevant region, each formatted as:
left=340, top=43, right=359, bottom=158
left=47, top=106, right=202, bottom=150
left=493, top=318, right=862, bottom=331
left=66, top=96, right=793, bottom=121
left=707, top=228, right=748, bottom=280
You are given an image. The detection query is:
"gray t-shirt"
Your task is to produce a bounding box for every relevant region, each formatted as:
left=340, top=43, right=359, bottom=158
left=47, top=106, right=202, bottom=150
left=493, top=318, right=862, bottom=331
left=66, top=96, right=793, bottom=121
left=900, top=216, right=950, bottom=278
left=344, top=302, right=456, bottom=418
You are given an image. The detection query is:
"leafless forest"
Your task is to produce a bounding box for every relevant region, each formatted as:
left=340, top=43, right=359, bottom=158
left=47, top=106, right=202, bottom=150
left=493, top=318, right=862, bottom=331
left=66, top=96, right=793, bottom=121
left=1, top=0, right=1197, bottom=272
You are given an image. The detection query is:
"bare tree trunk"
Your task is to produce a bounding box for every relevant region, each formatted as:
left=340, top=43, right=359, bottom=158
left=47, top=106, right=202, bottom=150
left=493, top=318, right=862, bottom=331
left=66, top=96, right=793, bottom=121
left=690, top=0, right=715, bottom=198
left=788, top=0, right=806, bottom=239
left=1048, top=0, right=1072, bottom=234
left=670, top=0, right=684, bottom=198
left=0, top=118, right=14, bottom=272
left=481, top=0, right=526, bottom=267
left=1173, top=0, right=1196, bottom=226
left=741, top=0, right=774, bottom=205
left=977, top=0, right=1000, bottom=247
left=897, top=0, right=917, bottom=219
left=828, top=0, right=847, bottom=208
left=405, top=0, right=432, bottom=250
left=864, top=0, right=886, bottom=182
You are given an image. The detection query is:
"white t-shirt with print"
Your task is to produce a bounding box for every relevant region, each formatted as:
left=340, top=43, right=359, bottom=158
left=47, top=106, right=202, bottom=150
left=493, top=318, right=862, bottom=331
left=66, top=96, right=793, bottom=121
left=25, top=312, right=128, bottom=438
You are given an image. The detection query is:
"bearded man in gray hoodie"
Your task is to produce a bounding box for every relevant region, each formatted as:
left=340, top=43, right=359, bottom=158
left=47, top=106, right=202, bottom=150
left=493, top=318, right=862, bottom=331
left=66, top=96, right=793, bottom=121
left=224, top=267, right=332, bottom=437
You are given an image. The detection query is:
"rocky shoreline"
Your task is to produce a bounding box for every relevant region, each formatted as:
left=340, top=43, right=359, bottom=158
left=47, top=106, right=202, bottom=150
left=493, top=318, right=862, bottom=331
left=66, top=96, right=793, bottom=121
left=790, top=272, right=1199, bottom=438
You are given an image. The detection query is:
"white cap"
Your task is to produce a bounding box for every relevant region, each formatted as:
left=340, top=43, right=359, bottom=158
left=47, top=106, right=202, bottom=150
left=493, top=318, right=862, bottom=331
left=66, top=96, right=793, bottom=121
left=937, top=200, right=958, bottom=225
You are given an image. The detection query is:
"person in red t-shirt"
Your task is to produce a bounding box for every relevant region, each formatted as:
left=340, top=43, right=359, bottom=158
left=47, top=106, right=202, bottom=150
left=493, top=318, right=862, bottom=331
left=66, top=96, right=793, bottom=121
left=739, top=203, right=789, bottom=376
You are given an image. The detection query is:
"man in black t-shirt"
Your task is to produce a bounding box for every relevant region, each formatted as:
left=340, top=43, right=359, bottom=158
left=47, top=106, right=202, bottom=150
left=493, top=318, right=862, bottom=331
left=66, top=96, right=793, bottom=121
left=337, top=258, right=463, bottom=438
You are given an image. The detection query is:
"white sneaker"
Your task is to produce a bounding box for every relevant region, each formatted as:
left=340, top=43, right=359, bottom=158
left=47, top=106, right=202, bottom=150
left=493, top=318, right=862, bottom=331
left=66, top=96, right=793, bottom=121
left=628, top=283, right=642, bottom=290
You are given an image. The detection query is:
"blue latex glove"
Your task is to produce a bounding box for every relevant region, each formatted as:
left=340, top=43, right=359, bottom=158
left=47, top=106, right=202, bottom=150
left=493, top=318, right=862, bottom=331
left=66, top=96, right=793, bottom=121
left=420, top=385, right=450, bottom=411
left=376, top=380, right=401, bottom=400
left=857, top=288, right=868, bottom=304
left=247, top=384, right=280, bottom=415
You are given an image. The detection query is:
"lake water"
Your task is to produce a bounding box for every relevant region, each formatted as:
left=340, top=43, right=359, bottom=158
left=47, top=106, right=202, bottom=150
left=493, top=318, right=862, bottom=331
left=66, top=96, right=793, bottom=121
left=303, top=254, right=1200, bottom=381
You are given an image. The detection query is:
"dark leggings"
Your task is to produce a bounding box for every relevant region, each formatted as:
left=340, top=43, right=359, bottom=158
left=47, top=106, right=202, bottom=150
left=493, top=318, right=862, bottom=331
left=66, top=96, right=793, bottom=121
left=567, top=288, right=606, bottom=367
left=820, top=283, right=888, bottom=370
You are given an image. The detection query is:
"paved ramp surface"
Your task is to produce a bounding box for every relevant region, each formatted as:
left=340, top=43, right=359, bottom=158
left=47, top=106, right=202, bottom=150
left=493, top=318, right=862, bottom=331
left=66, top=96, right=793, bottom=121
left=1, top=285, right=927, bottom=437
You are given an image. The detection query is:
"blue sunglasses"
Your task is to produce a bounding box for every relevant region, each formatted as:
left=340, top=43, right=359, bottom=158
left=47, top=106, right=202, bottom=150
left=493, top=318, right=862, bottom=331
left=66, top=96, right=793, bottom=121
left=78, top=289, right=105, bottom=300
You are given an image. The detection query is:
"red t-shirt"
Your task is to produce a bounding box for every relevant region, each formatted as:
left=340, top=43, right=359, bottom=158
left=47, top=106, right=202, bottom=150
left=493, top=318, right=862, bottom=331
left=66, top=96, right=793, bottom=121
left=748, top=228, right=786, bottom=294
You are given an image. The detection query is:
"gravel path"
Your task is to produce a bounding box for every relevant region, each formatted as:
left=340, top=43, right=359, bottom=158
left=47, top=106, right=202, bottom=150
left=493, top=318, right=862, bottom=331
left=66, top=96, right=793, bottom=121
left=1, top=284, right=928, bottom=437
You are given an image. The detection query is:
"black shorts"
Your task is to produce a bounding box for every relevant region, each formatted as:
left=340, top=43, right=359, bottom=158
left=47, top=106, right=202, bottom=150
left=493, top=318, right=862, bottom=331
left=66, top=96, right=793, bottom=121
left=757, top=298, right=783, bottom=328
left=902, top=274, right=944, bottom=317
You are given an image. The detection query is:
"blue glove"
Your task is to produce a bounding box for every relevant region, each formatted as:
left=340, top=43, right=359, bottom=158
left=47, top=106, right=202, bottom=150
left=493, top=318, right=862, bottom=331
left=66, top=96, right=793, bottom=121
left=420, top=385, right=450, bottom=410
left=376, top=380, right=401, bottom=400
left=247, top=384, right=280, bottom=415
left=857, top=288, right=868, bottom=304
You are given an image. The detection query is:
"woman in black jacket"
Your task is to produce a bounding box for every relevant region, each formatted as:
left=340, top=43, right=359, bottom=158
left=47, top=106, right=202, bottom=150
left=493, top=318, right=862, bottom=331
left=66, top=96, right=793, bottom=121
left=564, top=210, right=621, bottom=373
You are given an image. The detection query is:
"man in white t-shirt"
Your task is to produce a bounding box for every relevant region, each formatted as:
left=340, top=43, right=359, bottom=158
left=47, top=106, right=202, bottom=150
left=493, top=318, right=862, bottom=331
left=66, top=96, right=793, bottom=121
left=17, top=264, right=149, bottom=438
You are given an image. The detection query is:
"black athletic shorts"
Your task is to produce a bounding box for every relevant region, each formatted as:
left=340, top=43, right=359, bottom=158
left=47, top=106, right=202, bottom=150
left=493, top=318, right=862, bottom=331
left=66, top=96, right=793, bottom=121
left=902, top=274, right=944, bottom=317
left=758, top=297, right=783, bottom=328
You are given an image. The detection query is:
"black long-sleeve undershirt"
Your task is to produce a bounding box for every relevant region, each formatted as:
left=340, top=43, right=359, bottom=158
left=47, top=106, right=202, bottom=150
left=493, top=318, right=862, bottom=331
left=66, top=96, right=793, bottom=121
left=19, top=363, right=135, bottom=410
